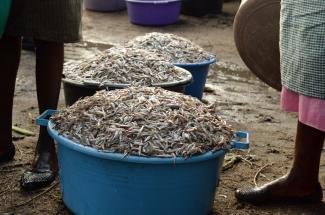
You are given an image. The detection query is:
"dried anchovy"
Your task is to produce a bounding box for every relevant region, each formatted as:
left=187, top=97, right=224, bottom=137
left=51, top=87, right=234, bottom=158
left=63, top=46, right=190, bottom=86
left=126, top=32, right=213, bottom=64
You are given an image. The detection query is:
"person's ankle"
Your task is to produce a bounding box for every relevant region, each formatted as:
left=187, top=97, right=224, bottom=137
left=287, top=169, right=319, bottom=188
left=269, top=173, right=320, bottom=197
left=0, top=142, right=14, bottom=154
left=33, top=150, right=58, bottom=173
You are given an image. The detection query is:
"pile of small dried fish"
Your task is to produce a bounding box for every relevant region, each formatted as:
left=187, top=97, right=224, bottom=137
left=126, top=32, right=213, bottom=64
left=64, top=46, right=190, bottom=86
left=51, top=87, right=234, bottom=158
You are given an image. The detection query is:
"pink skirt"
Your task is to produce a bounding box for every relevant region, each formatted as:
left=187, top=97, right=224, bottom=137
left=281, top=87, right=325, bottom=132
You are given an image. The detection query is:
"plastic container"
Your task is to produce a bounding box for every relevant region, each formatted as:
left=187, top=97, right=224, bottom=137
left=126, top=0, right=181, bottom=26
left=37, top=110, right=249, bottom=215
left=84, top=0, right=126, bottom=12
left=62, top=67, right=192, bottom=106
left=0, top=0, right=11, bottom=38
left=175, top=56, right=216, bottom=100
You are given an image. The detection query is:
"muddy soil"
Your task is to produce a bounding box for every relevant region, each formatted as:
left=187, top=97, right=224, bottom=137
left=1, top=1, right=325, bottom=214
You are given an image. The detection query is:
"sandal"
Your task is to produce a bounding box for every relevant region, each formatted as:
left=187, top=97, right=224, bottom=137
left=235, top=181, right=323, bottom=205
left=20, top=168, right=56, bottom=191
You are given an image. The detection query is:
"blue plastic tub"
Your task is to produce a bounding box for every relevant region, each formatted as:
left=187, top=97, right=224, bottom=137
left=37, top=110, right=249, bottom=215
left=174, top=56, right=216, bottom=100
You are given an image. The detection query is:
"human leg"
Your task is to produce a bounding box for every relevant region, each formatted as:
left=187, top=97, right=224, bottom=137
left=21, top=40, right=64, bottom=190
left=235, top=121, right=325, bottom=204
left=0, top=35, right=21, bottom=162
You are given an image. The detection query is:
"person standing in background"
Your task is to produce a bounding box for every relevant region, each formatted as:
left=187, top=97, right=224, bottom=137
left=0, top=0, right=82, bottom=190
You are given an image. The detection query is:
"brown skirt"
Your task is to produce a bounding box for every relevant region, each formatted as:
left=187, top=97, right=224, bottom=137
left=5, top=0, right=82, bottom=43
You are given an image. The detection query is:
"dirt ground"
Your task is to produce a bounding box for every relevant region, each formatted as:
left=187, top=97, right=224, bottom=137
left=1, top=1, right=325, bottom=214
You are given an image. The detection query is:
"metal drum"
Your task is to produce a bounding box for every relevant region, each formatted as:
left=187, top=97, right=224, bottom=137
left=234, top=0, right=281, bottom=90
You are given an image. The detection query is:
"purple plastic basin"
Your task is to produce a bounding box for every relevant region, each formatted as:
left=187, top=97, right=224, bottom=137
left=84, top=0, right=126, bottom=12
left=126, top=0, right=181, bottom=26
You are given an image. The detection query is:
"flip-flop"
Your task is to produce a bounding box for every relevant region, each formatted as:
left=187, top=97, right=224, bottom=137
left=20, top=169, right=56, bottom=191
left=0, top=143, right=15, bottom=163
left=235, top=182, right=323, bottom=205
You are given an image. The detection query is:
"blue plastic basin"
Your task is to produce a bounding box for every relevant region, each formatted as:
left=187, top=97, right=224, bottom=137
left=38, top=110, right=248, bottom=215
left=174, top=56, right=216, bottom=100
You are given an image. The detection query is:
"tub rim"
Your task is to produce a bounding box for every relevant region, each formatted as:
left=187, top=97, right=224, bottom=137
left=47, top=121, right=226, bottom=165
left=62, top=66, right=193, bottom=90
left=173, top=55, right=217, bottom=67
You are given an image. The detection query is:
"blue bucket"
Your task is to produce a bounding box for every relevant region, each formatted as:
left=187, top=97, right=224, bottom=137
left=174, top=56, right=216, bottom=100
left=37, top=110, right=249, bottom=215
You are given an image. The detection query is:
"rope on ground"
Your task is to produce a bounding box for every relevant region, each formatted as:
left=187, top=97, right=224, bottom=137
left=0, top=162, right=31, bottom=170
left=253, top=163, right=273, bottom=187
left=8, top=182, right=59, bottom=210
left=222, top=153, right=258, bottom=171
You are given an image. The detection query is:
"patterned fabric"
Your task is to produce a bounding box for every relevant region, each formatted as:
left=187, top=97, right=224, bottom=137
left=280, top=0, right=325, bottom=99
left=281, top=87, right=325, bottom=132
left=5, top=0, right=82, bottom=43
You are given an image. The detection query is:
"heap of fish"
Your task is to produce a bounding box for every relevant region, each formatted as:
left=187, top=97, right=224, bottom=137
left=126, top=32, right=213, bottom=64
left=63, top=46, right=191, bottom=86
left=51, top=87, right=234, bottom=158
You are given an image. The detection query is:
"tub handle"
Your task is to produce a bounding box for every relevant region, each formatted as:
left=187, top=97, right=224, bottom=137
left=36, top=109, right=58, bottom=126
left=231, top=131, right=249, bottom=149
